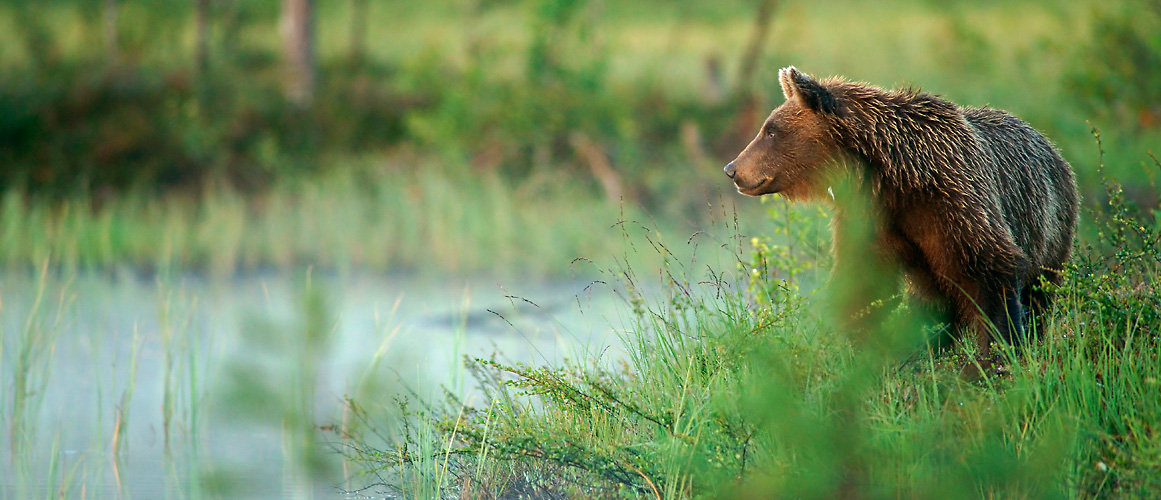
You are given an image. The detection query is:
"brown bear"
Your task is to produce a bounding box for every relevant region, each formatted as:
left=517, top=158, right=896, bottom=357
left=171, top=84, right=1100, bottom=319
left=724, top=66, right=1078, bottom=352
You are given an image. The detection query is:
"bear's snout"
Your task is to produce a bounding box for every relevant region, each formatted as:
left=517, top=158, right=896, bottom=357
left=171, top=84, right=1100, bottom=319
left=723, top=162, right=737, bottom=179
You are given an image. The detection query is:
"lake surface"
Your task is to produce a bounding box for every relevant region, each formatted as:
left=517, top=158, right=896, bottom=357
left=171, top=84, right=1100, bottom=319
left=0, top=271, right=630, bottom=499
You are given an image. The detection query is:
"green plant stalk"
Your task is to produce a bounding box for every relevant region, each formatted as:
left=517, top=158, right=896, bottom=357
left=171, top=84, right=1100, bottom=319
left=158, top=284, right=176, bottom=449
left=112, top=326, right=143, bottom=456
left=42, top=430, right=60, bottom=500
left=186, top=296, right=205, bottom=445
left=9, top=259, right=48, bottom=455
left=473, top=402, right=494, bottom=484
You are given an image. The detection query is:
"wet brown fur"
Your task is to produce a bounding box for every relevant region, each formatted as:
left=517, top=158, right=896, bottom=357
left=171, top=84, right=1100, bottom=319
left=725, top=67, right=1079, bottom=352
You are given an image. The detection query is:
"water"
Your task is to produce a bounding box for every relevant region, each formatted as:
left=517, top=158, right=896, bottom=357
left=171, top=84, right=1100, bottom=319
left=0, top=270, right=628, bottom=499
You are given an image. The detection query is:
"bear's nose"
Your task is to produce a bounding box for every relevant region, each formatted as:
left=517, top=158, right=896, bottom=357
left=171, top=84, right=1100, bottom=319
left=724, top=162, right=736, bottom=179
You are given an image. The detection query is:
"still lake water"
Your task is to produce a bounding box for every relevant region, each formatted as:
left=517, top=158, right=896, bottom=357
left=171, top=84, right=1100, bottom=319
left=0, top=270, right=629, bottom=499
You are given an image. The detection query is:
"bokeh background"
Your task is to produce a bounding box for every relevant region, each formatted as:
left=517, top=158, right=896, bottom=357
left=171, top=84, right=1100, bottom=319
left=1, top=0, right=1158, bottom=277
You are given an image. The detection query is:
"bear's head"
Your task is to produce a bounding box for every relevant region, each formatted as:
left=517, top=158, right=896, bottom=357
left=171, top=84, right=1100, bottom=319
left=724, top=66, right=843, bottom=200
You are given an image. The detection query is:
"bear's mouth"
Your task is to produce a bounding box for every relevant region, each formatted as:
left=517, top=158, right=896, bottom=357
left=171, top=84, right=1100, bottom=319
left=736, top=177, right=777, bottom=196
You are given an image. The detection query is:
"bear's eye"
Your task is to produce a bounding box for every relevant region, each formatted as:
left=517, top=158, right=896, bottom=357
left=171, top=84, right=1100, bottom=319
left=764, top=125, right=777, bottom=139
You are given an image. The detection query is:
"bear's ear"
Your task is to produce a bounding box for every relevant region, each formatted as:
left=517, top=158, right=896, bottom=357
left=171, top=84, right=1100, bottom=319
left=779, top=67, right=798, bottom=100
left=780, top=66, right=840, bottom=115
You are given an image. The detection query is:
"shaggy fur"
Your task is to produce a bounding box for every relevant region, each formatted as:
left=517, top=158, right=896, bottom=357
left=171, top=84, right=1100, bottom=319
left=724, top=66, right=1079, bottom=349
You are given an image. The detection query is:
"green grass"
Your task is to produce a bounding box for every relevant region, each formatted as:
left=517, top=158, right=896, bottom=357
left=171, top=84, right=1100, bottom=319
left=5, top=260, right=68, bottom=459
left=345, top=150, right=1161, bottom=498
left=0, top=157, right=748, bottom=278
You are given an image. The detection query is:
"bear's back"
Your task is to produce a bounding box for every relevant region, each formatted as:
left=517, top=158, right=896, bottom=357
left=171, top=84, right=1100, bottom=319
left=961, top=107, right=1078, bottom=271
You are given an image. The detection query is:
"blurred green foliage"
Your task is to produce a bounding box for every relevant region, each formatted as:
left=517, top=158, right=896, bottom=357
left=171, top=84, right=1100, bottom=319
left=1066, top=0, right=1161, bottom=132
left=7, top=0, right=1155, bottom=201
left=1, top=0, right=1159, bottom=275
left=0, top=0, right=409, bottom=195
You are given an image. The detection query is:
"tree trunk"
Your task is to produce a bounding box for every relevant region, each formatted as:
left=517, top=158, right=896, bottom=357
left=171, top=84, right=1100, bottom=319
left=730, top=0, right=779, bottom=149
left=104, top=0, right=118, bottom=64
left=195, top=0, right=210, bottom=76
left=736, top=0, right=779, bottom=99
left=281, top=0, right=316, bottom=106
left=348, top=0, right=367, bottom=65
left=570, top=132, right=625, bottom=203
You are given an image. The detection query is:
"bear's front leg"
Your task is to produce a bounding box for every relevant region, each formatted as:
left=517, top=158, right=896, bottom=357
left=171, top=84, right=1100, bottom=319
left=979, top=272, right=1026, bottom=346
left=900, top=211, right=1026, bottom=357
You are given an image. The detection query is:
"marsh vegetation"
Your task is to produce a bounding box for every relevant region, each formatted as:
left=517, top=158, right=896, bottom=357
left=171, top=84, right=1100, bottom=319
left=1, top=0, right=1159, bottom=498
